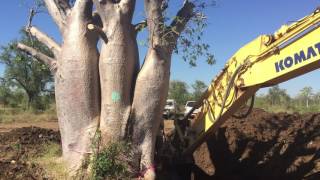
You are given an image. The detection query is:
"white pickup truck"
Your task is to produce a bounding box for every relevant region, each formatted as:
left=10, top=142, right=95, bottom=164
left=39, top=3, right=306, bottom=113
left=163, top=99, right=177, bottom=119
left=184, top=101, right=200, bottom=117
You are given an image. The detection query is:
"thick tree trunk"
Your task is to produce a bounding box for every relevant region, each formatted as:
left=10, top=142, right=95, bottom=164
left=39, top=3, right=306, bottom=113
left=92, top=0, right=139, bottom=146
left=99, top=19, right=139, bottom=144
left=131, top=48, right=171, bottom=179
left=54, top=1, right=100, bottom=171
left=26, top=93, right=33, bottom=109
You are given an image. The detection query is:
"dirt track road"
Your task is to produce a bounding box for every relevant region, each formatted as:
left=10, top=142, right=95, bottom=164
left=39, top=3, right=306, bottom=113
left=0, top=121, right=59, bottom=133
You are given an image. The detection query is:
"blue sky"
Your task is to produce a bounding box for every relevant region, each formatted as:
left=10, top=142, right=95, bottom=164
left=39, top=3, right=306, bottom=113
left=0, top=0, right=320, bottom=96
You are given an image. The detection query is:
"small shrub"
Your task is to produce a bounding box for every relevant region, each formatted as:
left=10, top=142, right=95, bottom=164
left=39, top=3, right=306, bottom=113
left=91, top=142, right=132, bottom=180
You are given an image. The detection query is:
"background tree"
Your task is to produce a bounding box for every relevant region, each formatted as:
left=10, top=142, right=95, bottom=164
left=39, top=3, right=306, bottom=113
left=0, top=80, right=12, bottom=109
left=191, top=80, right=207, bottom=101
left=314, top=91, right=320, bottom=104
left=299, top=86, right=313, bottom=108
left=266, top=85, right=289, bottom=106
left=16, top=0, right=214, bottom=178
left=0, top=78, right=28, bottom=110
left=168, top=80, right=190, bottom=106
left=0, top=30, right=53, bottom=110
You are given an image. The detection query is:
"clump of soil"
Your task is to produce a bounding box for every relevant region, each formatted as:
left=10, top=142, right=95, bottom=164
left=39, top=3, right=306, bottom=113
left=0, top=127, right=60, bottom=180
left=192, top=108, right=320, bottom=180
left=0, top=160, right=48, bottom=180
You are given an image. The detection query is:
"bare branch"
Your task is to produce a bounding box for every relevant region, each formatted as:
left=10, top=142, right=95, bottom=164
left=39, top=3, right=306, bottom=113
left=170, top=1, right=195, bottom=36
left=134, top=20, right=148, bottom=33
left=11, top=77, right=28, bottom=92
left=92, top=11, right=103, bottom=27
left=44, top=0, right=71, bottom=31
left=26, top=9, right=36, bottom=29
left=120, top=0, right=136, bottom=18
left=87, top=24, right=108, bottom=43
left=93, top=0, right=136, bottom=25
left=58, top=0, right=71, bottom=11
left=144, top=0, right=165, bottom=46
left=73, top=0, right=94, bottom=17
left=28, top=26, right=61, bottom=57
left=17, top=43, right=57, bottom=72
left=92, top=0, right=108, bottom=23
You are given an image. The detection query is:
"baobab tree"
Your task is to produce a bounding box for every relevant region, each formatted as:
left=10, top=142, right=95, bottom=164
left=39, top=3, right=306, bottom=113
left=17, top=0, right=214, bottom=179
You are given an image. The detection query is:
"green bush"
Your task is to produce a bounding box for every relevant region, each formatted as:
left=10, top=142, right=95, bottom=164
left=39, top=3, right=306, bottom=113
left=91, top=142, right=131, bottom=180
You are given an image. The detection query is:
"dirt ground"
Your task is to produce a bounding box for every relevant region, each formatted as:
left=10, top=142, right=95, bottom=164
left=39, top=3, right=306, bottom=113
left=0, top=126, right=60, bottom=180
left=0, top=121, right=58, bottom=133
left=1, top=109, right=320, bottom=179
left=190, top=108, right=320, bottom=180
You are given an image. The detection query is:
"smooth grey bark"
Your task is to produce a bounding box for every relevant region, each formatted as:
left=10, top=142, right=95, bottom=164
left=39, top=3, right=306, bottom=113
left=55, top=0, right=100, bottom=171
left=18, top=0, right=195, bottom=178
left=128, top=1, right=194, bottom=178
left=131, top=48, right=171, bottom=179
left=93, top=0, right=139, bottom=144
left=19, top=2, right=100, bottom=171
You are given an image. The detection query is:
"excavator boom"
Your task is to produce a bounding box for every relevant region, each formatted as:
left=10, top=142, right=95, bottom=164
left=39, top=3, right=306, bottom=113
left=183, top=7, right=320, bottom=154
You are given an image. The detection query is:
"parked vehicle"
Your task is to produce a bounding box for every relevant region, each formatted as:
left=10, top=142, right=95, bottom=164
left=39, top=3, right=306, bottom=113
left=184, top=101, right=200, bottom=117
left=163, top=99, right=177, bottom=119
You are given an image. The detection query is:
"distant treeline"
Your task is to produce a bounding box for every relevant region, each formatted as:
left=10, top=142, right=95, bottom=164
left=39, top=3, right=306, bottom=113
left=255, top=85, right=320, bottom=113
left=168, top=79, right=319, bottom=114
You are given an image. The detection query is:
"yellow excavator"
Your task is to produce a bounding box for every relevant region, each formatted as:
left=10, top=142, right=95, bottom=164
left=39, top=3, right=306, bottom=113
left=174, top=6, right=320, bottom=156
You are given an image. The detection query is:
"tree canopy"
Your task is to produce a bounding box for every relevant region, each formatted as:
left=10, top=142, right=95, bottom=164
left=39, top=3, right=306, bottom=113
left=0, top=30, right=53, bottom=109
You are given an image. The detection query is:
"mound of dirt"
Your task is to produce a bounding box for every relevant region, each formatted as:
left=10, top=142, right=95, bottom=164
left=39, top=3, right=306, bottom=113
left=0, top=160, right=48, bottom=180
left=0, top=127, right=60, bottom=180
left=192, top=108, right=320, bottom=180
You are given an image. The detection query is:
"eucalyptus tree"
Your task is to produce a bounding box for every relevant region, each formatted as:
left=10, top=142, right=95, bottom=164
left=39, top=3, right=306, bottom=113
left=266, top=85, right=289, bottom=106
left=168, top=80, right=190, bottom=105
left=192, top=80, right=207, bottom=100
left=16, top=0, right=214, bottom=178
left=0, top=30, right=53, bottom=109
left=299, top=86, right=313, bottom=108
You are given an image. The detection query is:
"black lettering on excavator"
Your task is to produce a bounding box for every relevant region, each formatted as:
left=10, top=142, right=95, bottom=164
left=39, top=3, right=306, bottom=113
left=294, top=51, right=306, bottom=64
left=284, top=57, right=293, bottom=68
left=275, top=43, right=320, bottom=72
left=275, top=60, right=284, bottom=72
left=315, top=43, right=320, bottom=53
left=307, top=46, right=317, bottom=59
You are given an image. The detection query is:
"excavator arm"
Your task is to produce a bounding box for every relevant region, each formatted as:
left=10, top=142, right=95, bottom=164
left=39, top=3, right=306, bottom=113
left=183, top=7, right=320, bottom=155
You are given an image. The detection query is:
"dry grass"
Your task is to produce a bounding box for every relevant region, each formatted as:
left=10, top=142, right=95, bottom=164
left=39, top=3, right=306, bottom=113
left=31, top=143, right=69, bottom=180
left=0, top=106, right=57, bottom=123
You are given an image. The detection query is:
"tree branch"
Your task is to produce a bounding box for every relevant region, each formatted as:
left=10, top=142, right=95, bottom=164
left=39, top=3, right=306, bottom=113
left=144, top=0, right=165, bottom=47
left=87, top=24, right=108, bottom=43
left=120, top=0, right=136, bottom=19
left=44, top=0, right=71, bottom=31
left=170, top=0, right=195, bottom=37
left=27, top=26, right=61, bottom=57
left=134, top=20, right=148, bottom=33
left=17, top=43, right=57, bottom=73
left=92, top=0, right=108, bottom=24
left=73, top=0, right=94, bottom=17
left=11, top=77, right=28, bottom=93
left=92, top=11, right=103, bottom=28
